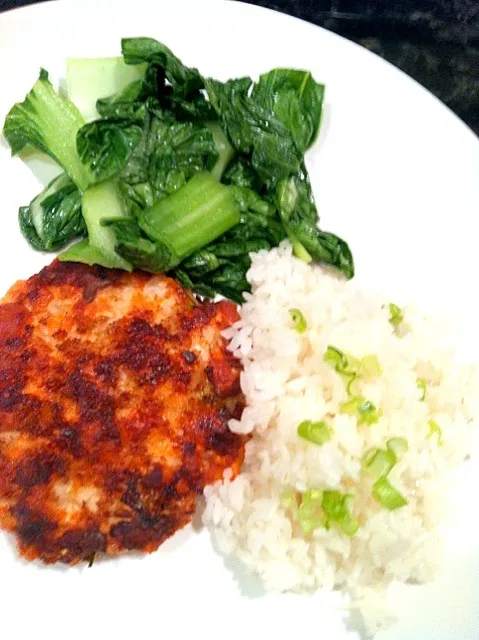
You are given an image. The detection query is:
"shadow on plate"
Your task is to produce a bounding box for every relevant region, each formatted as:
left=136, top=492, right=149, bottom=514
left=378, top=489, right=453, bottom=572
left=193, top=494, right=266, bottom=598
left=343, top=605, right=371, bottom=639
left=19, top=149, right=61, bottom=185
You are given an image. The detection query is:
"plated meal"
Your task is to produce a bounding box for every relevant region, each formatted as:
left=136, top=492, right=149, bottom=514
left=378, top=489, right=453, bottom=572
left=0, top=35, right=476, bottom=637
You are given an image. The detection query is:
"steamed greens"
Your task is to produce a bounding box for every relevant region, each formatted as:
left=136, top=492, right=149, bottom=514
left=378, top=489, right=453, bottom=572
left=3, top=69, right=91, bottom=191
left=2, top=37, right=354, bottom=301
left=19, top=173, right=85, bottom=252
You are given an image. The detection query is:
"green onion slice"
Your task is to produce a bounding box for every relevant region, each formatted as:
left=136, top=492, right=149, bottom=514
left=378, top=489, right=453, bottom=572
left=297, top=420, right=331, bottom=446
left=325, top=346, right=383, bottom=423
left=342, top=397, right=382, bottom=425
left=297, top=500, right=316, bottom=526
left=324, top=345, right=349, bottom=372
left=324, top=347, right=381, bottom=381
left=322, top=490, right=347, bottom=521
left=323, top=346, right=361, bottom=380
left=346, top=354, right=361, bottom=372
left=372, top=476, right=408, bottom=510
left=289, top=308, right=307, bottom=333
left=362, top=447, right=378, bottom=467
left=386, top=437, right=409, bottom=459
left=340, top=397, right=358, bottom=417
left=341, top=513, right=360, bottom=536
left=359, top=355, right=382, bottom=378
left=302, top=488, right=323, bottom=505
left=357, top=399, right=383, bottom=425
left=388, top=303, right=404, bottom=327
left=297, top=489, right=323, bottom=534
left=363, top=438, right=408, bottom=484
left=297, top=515, right=315, bottom=536
left=322, top=491, right=359, bottom=537
left=417, top=378, right=427, bottom=401
left=363, top=448, right=396, bottom=481
left=295, top=489, right=360, bottom=536
left=343, top=495, right=355, bottom=513
left=346, top=374, right=359, bottom=396
left=427, top=419, right=443, bottom=446
left=280, top=489, right=298, bottom=511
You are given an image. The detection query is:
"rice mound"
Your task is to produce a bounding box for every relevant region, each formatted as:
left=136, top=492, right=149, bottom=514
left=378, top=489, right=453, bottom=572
left=203, top=241, right=479, bottom=635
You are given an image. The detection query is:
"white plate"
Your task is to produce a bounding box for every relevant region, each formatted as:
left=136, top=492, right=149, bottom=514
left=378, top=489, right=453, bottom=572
left=0, top=2, right=478, bottom=639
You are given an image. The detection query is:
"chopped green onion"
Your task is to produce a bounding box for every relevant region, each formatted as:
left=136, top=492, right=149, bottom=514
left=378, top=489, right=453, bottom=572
left=388, top=303, right=404, bottom=327
left=357, top=399, right=383, bottom=425
left=322, top=490, right=347, bottom=521
left=321, top=491, right=359, bottom=536
left=363, top=448, right=396, bottom=481
left=298, top=518, right=314, bottom=535
left=296, top=501, right=316, bottom=530
left=324, top=345, right=349, bottom=372
left=372, top=477, right=408, bottom=510
left=417, top=378, right=427, bottom=401
left=297, top=489, right=323, bottom=534
left=324, top=346, right=359, bottom=381
left=280, top=489, right=298, bottom=511
left=362, top=447, right=378, bottom=467
left=346, top=353, right=361, bottom=372
left=342, top=396, right=382, bottom=425
left=346, top=374, right=359, bottom=396
left=386, top=437, right=408, bottom=459
left=340, top=397, right=359, bottom=416
left=297, top=420, right=332, bottom=446
left=363, top=438, right=408, bottom=481
left=289, top=308, right=307, bottom=334
left=359, top=355, right=382, bottom=378
left=325, top=347, right=383, bottom=422
left=295, top=489, right=359, bottom=536
left=302, top=488, right=323, bottom=504
left=343, top=495, right=355, bottom=513
left=427, top=419, right=443, bottom=446
left=325, top=347, right=381, bottom=378
left=341, top=513, right=360, bottom=536
left=297, top=500, right=315, bottom=519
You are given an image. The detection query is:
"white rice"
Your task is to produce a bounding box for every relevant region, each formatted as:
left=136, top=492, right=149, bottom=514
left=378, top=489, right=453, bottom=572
left=203, top=241, right=479, bottom=635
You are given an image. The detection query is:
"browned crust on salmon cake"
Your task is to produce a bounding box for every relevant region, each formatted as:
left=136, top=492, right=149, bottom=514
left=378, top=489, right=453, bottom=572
left=0, top=260, right=244, bottom=564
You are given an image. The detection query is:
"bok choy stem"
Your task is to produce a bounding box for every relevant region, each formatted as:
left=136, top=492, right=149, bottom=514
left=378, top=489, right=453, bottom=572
left=139, top=172, right=240, bottom=268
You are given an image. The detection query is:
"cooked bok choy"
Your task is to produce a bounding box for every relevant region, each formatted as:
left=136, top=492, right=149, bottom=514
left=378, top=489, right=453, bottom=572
left=2, top=37, right=354, bottom=300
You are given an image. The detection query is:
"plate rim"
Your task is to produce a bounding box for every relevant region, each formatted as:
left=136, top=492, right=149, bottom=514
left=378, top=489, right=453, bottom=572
left=0, top=0, right=477, bottom=145
left=0, top=4, right=478, bottom=639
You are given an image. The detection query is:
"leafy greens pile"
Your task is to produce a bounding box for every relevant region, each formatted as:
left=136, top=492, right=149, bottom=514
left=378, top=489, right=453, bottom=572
left=3, top=38, right=353, bottom=302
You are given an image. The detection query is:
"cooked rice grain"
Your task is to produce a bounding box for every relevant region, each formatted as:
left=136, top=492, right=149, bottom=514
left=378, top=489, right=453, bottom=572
left=203, top=242, right=479, bottom=635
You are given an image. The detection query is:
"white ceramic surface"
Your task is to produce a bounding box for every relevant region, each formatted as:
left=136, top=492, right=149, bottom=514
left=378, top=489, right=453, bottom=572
left=0, top=2, right=478, bottom=639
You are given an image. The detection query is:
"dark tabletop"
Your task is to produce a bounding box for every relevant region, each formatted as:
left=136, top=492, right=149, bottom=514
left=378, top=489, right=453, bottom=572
left=1, top=0, right=478, bottom=136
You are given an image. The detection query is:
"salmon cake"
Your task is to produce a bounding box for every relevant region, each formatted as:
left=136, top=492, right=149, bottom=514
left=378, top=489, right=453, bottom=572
left=0, top=260, right=244, bottom=564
